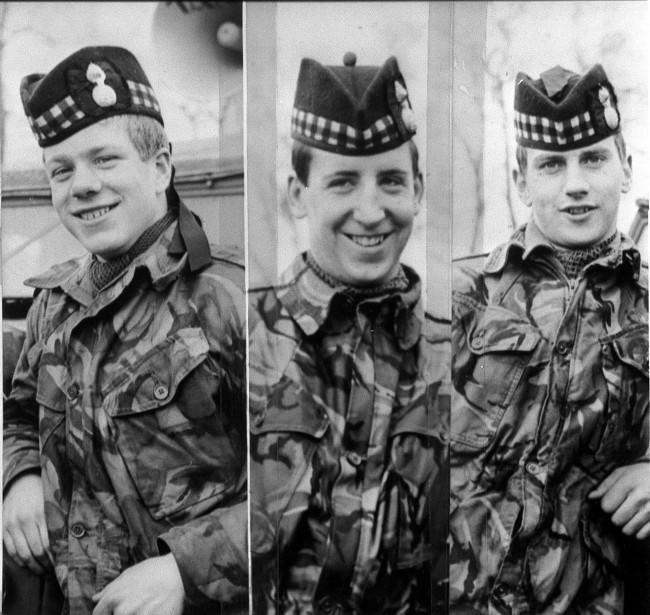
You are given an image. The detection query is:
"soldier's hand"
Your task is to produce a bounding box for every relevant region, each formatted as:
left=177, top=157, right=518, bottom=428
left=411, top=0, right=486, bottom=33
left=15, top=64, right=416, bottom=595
left=2, top=472, right=53, bottom=574
left=589, top=463, right=650, bottom=539
left=91, top=553, right=185, bottom=615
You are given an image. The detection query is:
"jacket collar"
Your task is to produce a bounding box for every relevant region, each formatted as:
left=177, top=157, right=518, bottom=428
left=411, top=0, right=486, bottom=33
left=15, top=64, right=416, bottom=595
left=24, top=219, right=193, bottom=306
left=276, top=253, right=424, bottom=350
left=484, top=220, right=643, bottom=282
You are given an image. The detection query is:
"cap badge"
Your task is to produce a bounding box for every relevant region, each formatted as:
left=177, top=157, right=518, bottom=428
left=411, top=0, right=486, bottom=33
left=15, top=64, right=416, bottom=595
left=598, top=86, right=619, bottom=130
left=86, top=62, right=117, bottom=108
left=395, top=81, right=416, bottom=132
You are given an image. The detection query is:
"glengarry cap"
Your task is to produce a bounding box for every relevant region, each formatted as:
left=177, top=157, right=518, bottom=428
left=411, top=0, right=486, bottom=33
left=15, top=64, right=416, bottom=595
left=21, top=46, right=163, bottom=147
left=291, top=52, right=416, bottom=156
left=514, top=64, right=620, bottom=151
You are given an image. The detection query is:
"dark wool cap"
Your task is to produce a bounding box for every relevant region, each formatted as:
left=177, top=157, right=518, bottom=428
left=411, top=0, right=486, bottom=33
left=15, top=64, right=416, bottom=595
left=291, top=53, right=416, bottom=155
left=21, top=46, right=163, bottom=147
left=514, top=64, right=620, bottom=151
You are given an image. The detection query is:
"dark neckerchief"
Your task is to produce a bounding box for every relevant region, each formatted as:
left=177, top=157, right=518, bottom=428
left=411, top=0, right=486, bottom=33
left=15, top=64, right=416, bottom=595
left=305, top=252, right=410, bottom=299
left=89, top=211, right=177, bottom=290
left=554, top=232, right=617, bottom=279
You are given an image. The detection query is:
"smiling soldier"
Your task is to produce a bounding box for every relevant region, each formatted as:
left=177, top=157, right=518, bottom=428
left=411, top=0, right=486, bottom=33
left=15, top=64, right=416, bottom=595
left=450, top=65, right=649, bottom=613
left=3, top=47, right=247, bottom=615
left=248, top=53, right=449, bottom=614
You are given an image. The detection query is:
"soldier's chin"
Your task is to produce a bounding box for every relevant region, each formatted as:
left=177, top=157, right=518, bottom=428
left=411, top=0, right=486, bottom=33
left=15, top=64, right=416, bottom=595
left=345, top=262, right=394, bottom=287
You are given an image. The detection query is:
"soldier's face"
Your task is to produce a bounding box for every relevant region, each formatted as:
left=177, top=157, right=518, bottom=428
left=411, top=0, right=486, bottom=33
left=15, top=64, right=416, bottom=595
left=288, top=143, right=422, bottom=287
left=514, top=136, right=632, bottom=249
left=43, top=119, right=170, bottom=260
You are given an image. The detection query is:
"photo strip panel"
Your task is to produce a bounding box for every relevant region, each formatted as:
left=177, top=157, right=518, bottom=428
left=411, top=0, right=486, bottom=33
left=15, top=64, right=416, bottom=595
left=246, top=3, right=451, bottom=613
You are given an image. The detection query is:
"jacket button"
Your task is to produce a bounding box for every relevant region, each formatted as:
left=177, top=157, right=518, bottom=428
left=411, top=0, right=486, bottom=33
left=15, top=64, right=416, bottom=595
left=67, top=384, right=80, bottom=399
left=556, top=341, right=570, bottom=355
left=525, top=462, right=540, bottom=475
left=70, top=523, right=86, bottom=539
left=346, top=451, right=364, bottom=466
left=153, top=384, right=169, bottom=400
left=471, top=332, right=485, bottom=350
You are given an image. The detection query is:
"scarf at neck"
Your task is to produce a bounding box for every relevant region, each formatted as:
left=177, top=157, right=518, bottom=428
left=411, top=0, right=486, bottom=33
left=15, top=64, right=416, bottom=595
left=305, top=252, right=410, bottom=298
left=89, top=211, right=177, bottom=290
left=554, top=232, right=617, bottom=279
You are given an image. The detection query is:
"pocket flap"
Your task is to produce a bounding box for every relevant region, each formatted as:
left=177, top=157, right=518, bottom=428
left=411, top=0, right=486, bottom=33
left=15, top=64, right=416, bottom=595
left=609, top=326, right=649, bottom=374
left=103, top=328, right=210, bottom=417
left=467, top=305, right=541, bottom=355
left=251, top=380, right=329, bottom=439
left=391, top=404, right=434, bottom=438
left=36, top=363, right=68, bottom=412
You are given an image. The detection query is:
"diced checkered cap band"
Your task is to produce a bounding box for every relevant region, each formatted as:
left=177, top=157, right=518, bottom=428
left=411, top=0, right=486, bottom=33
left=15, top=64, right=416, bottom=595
left=127, top=80, right=161, bottom=113
left=292, top=107, right=402, bottom=152
left=515, top=110, right=596, bottom=146
left=27, top=80, right=161, bottom=143
left=28, top=95, right=85, bottom=142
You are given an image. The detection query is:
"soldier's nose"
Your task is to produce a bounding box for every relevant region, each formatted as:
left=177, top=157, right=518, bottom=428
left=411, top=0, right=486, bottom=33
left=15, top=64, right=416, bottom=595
left=564, top=162, right=589, bottom=199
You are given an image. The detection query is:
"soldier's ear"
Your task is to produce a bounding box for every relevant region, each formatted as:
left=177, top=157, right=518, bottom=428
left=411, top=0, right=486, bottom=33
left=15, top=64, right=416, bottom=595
left=621, top=154, right=633, bottom=194
left=413, top=172, right=424, bottom=215
left=153, top=147, right=172, bottom=194
left=513, top=168, right=531, bottom=207
left=287, top=175, right=308, bottom=219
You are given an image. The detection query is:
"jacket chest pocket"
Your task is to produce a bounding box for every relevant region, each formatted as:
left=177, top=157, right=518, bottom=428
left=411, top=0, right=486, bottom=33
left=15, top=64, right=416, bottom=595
left=594, top=324, right=649, bottom=462
left=380, top=404, right=441, bottom=570
left=36, top=362, right=68, bottom=464
left=249, top=377, right=330, bottom=553
left=250, top=377, right=329, bottom=499
left=452, top=304, right=544, bottom=452
left=102, top=328, right=240, bottom=520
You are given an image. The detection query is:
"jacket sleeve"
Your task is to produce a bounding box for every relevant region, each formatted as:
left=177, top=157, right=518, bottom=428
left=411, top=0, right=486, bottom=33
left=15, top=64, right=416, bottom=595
left=158, top=494, right=248, bottom=606
left=3, top=291, right=48, bottom=492
left=157, top=266, right=249, bottom=607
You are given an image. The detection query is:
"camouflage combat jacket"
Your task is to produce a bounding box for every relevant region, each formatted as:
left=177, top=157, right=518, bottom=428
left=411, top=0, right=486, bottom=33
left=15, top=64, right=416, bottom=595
left=450, top=222, right=649, bottom=614
left=249, top=254, right=450, bottom=615
left=3, top=221, right=248, bottom=615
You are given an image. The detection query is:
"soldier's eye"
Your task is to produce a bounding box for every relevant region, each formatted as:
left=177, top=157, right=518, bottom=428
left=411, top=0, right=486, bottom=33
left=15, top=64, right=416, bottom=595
left=50, top=166, right=72, bottom=180
left=583, top=154, right=606, bottom=168
left=538, top=159, right=564, bottom=173
left=380, top=175, right=406, bottom=188
left=95, top=155, right=117, bottom=166
left=327, top=177, right=355, bottom=190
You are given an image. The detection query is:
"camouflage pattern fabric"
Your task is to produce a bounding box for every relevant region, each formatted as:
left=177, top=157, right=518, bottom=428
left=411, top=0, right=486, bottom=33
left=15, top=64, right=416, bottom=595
left=249, top=254, right=450, bottom=614
left=3, top=221, right=248, bottom=615
left=450, top=222, right=649, bottom=614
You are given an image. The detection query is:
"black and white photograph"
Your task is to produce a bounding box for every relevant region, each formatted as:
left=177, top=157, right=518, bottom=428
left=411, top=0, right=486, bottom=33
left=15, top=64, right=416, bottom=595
left=0, top=2, right=647, bottom=615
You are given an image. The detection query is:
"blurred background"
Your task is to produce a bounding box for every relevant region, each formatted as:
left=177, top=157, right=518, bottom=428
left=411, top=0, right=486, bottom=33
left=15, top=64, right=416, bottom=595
left=0, top=1, right=243, bottom=328
left=454, top=1, right=648, bottom=259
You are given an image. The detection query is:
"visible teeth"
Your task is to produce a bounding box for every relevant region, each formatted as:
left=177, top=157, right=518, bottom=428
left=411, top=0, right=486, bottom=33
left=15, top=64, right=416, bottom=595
left=566, top=207, right=592, bottom=215
left=80, top=206, right=112, bottom=221
left=348, top=234, right=387, bottom=247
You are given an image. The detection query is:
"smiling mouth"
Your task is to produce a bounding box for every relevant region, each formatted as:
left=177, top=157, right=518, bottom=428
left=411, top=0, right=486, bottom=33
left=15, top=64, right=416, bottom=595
left=344, top=233, right=390, bottom=247
left=563, top=206, right=596, bottom=215
left=76, top=204, right=117, bottom=222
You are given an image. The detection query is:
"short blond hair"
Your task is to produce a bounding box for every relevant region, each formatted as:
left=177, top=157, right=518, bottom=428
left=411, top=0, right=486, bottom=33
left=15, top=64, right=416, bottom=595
left=100, top=114, right=169, bottom=161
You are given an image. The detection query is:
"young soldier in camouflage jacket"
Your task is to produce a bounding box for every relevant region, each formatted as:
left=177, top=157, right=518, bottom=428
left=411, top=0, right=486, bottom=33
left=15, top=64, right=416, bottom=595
left=451, top=64, right=649, bottom=613
left=249, top=54, right=450, bottom=614
left=3, top=47, right=247, bottom=615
